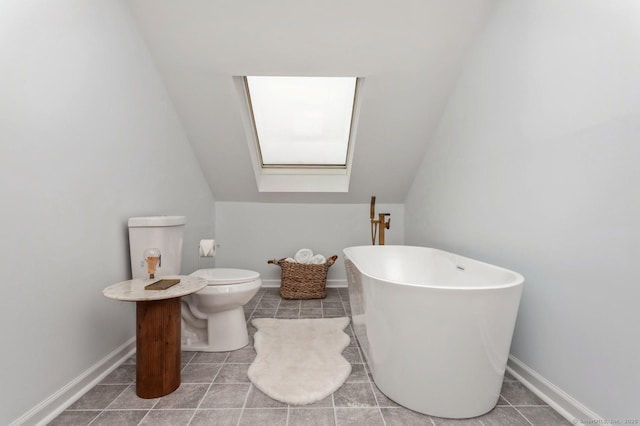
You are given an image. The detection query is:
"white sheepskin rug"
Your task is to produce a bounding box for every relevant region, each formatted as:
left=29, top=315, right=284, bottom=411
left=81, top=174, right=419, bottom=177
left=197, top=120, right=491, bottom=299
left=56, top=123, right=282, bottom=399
left=248, top=317, right=352, bottom=405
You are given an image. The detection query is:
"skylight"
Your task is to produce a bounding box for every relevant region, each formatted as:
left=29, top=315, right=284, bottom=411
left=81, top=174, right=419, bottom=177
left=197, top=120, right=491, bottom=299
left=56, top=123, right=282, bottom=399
left=235, top=76, right=363, bottom=192
left=245, top=76, right=357, bottom=167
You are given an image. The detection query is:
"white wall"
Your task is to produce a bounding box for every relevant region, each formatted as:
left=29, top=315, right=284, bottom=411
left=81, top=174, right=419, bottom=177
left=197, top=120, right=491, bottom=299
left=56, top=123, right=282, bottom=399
left=405, top=0, right=639, bottom=419
left=215, top=202, right=404, bottom=282
left=0, top=1, right=215, bottom=424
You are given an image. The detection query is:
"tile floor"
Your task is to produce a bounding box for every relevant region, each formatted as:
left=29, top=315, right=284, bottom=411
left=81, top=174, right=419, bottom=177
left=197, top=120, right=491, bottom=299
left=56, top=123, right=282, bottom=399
left=50, top=288, right=571, bottom=425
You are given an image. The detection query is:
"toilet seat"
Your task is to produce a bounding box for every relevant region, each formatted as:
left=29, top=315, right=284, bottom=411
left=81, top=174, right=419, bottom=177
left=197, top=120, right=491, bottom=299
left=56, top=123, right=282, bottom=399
left=190, top=268, right=260, bottom=286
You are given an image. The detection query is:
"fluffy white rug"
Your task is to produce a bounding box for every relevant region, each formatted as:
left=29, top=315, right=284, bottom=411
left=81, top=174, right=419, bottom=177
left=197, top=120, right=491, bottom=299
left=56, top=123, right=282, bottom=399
left=248, top=317, right=351, bottom=405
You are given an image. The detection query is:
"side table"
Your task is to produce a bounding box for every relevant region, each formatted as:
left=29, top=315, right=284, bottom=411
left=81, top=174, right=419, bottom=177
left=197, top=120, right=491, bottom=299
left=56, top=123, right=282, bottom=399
left=103, top=275, right=206, bottom=398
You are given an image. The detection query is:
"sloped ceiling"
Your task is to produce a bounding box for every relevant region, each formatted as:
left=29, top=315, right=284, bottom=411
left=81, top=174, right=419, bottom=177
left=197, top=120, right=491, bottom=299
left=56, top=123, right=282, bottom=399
left=126, top=0, right=496, bottom=203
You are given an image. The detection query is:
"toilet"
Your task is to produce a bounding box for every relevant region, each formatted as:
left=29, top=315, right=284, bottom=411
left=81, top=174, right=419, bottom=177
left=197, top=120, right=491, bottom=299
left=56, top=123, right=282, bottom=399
left=181, top=268, right=261, bottom=352
left=127, top=215, right=261, bottom=353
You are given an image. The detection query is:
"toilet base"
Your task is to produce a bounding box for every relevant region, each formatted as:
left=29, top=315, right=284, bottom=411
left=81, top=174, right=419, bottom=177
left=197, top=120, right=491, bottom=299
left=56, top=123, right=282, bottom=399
left=182, top=306, right=250, bottom=352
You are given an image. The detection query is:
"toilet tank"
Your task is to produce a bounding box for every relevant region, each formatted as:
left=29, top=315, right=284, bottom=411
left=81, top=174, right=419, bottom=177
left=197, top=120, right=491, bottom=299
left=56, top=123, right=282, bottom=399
left=128, top=216, right=186, bottom=279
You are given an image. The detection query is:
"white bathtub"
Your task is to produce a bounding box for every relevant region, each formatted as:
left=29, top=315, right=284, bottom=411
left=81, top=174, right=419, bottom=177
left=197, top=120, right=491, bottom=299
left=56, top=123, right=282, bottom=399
left=343, top=245, right=524, bottom=419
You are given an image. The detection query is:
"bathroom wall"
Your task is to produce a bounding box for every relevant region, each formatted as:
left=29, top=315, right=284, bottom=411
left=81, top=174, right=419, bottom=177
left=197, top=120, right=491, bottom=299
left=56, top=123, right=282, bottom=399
left=405, top=0, right=639, bottom=419
left=0, top=1, right=215, bottom=424
left=214, top=202, right=404, bottom=283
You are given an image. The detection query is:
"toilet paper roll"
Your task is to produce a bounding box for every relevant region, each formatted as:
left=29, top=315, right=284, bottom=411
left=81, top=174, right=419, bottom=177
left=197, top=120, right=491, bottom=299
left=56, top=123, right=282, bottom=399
left=199, top=239, right=216, bottom=257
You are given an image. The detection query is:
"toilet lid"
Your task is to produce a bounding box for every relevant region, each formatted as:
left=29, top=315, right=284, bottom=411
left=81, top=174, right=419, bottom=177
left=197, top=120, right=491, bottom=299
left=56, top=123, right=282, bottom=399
left=190, top=268, right=260, bottom=286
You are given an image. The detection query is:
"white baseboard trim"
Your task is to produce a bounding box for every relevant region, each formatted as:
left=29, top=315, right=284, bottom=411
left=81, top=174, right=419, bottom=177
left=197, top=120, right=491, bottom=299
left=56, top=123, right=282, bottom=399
left=11, top=337, right=136, bottom=426
left=507, top=355, right=605, bottom=426
left=261, top=279, right=348, bottom=288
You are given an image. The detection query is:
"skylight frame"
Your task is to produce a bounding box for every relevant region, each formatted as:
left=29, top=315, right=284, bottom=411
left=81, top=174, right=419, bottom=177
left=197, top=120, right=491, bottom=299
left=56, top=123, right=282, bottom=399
left=243, top=76, right=359, bottom=169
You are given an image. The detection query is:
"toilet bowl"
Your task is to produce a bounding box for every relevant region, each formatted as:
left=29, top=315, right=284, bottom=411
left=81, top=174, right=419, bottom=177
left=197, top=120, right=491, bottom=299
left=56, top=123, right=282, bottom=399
left=181, top=268, right=261, bottom=352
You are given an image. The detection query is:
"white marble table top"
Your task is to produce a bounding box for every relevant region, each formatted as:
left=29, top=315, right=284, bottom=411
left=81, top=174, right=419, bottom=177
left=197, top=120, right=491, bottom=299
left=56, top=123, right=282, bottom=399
left=103, top=275, right=207, bottom=302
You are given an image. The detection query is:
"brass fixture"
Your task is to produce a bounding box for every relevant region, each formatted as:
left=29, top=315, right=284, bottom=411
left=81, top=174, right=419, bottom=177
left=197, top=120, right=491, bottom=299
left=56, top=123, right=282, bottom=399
left=370, top=196, right=391, bottom=245
left=143, top=248, right=161, bottom=279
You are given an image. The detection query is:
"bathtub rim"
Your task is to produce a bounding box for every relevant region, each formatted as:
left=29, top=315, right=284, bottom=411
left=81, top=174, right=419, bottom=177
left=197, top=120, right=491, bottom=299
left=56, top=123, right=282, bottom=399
left=343, top=245, right=524, bottom=291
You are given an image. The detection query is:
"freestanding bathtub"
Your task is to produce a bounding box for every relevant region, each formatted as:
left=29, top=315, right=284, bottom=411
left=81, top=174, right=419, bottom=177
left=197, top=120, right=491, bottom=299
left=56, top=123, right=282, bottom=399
left=343, top=245, right=524, bottom=419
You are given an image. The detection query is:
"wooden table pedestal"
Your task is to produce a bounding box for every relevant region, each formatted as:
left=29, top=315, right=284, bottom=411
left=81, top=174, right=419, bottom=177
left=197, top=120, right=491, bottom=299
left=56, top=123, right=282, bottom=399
left=135, top=298, right=181, bottom=398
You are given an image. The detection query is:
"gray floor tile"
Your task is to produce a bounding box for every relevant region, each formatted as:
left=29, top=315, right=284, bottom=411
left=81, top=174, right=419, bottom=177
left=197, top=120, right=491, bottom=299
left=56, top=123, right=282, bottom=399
left=381, top=406, right=433, bottom=425
left=300, top=310, right=324, bottom=319
left=191, top=351, right=229, bottom=363
left=289, top=407, right=336, bottom=425
left=251, top=309, right=276, bottom=319
left=47, top=410, right=100, bottom=426
left=324, top=308, right=347, bottom=317
left=107, top=384, right=158, bottom=409
left=335, top=407, right=385, bottom=425
left=226, top=347, right=257, bottom=363
left=479, top=406, right=531, bottom=425
left=501, top=381, right=546, bottom=406
left=322, top=301, right=344, bottom=309
left=301, top=299, right=322, bottom=308
left=279, top=299, right=301, bottom=308
left=90, top=410, right=148, bottom=425
left=372, top=384, right=400, bottom=407
left=214, top=363, right=250, bottom=383
left=181, top=363, right=222, bottom=383
left=431, top=415, right=483, bottom=425
left=181, top=351, right=196, bottom=364
left=245, top=385, right=288, bottom=408
left=123, top=354, right=136, bottom=364
left=153, top=383, right=209, bottom=409
left=189, top=352, right=229, bottom=364
left=333, top=383, right=377, bottom=407
left=342, top=347, right=363, bottom=364
left=504, top=370, right=518, bottom=381
left=518, top=406, right=573, bottom=425
left=67, top=384, right=127, bottom=410
left=258, top=299, right=280, bottom=309
left=497, top=395, right=509, bottom=405
left=100, top=364, right=136, bottom=384
left=199, top=383, right=250, bottom=408
left=298, top=394, right=333, bottom=408
left=138, top=409, right=194, bottom=425
left=275, top=308, right=300, bottom=319
left=346, top=364, right=369, bottom=382
left=238, top=408, right=288, bottom=425
left=190, top=408, right=242, bottom=426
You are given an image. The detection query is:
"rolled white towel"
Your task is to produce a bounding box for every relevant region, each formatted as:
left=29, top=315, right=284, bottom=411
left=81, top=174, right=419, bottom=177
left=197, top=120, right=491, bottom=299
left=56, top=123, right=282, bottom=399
left=294, top=248, right=314, bottom=264
left=310, top=254, right=326, bottom=264
left=284, top=257, right=296, bottom=263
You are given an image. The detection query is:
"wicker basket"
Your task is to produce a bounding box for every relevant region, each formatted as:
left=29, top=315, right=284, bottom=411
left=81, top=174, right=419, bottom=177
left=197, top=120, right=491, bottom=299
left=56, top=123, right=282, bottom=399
left=268, top=255, right=338, bottom=299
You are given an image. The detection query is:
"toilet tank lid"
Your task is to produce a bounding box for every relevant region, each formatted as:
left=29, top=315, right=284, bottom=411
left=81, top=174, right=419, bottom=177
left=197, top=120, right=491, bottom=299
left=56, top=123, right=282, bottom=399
left=190, top=268, right=260, bottom=285
left=128, top=216, right=186, bottom=227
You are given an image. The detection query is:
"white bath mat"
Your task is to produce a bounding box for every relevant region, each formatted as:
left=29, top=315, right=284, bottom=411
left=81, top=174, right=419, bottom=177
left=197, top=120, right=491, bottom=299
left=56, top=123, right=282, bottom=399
left=248, top=317, right=352, bottom=405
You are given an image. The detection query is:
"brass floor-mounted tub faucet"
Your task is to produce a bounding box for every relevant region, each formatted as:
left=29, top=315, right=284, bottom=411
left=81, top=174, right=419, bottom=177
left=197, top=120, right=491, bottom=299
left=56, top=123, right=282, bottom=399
left=370, top=195, right=391, bottom=245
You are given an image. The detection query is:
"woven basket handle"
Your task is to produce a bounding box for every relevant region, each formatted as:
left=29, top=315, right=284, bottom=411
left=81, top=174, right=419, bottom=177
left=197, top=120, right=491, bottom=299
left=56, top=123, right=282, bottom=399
left=268, top=256, right=338, bottom=266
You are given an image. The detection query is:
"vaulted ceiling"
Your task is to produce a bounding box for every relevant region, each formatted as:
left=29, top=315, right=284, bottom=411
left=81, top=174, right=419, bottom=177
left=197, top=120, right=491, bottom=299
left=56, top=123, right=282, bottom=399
left=126, top=0, right=496, bottom=203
